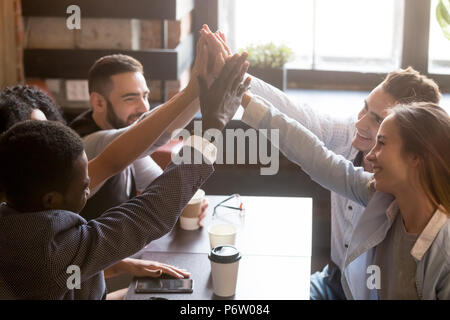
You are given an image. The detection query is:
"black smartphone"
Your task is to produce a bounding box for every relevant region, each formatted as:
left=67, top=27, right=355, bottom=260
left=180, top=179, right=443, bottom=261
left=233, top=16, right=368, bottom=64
left=135, top=278, right=194, bottom=293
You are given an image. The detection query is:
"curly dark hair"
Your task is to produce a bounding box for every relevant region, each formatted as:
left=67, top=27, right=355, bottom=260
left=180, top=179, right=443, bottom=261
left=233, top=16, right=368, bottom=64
left=0, top=120, right=84, bottom=211
left=0, top=85, right=65, bottom=134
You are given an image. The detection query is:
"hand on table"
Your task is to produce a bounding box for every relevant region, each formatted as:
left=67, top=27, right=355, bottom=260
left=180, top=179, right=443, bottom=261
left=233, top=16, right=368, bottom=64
left=198, top=53, right=251, bottom=132
left=123, top=258, right=191, bottom=279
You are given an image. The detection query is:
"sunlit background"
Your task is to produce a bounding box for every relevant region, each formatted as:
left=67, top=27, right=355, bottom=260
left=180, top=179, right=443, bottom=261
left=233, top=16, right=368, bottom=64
left=221, top=0, right=449, bottom=74
left=429, top=0, right=450, bottom=73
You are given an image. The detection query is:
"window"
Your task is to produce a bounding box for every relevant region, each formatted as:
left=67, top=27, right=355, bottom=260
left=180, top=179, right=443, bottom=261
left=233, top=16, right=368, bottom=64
left=203, top=0, right=450, bottom=90
left=313, top=0, right=403, bottom=72
left=428, top=0, right=450, bottom=74
left=226, top=0, right=404, bottom=73
left=228, top=0, right=314, bottom=69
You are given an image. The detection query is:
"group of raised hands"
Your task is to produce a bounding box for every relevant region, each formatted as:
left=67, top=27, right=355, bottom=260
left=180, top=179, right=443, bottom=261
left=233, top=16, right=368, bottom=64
left=112, top=26, right=250, bottom=282
left=193, top=25, right=252, bottom=132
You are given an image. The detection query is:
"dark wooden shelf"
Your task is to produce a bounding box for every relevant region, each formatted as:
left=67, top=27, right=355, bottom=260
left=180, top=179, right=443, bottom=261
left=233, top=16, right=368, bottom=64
left=22, top=0, right=197, bottom=101
left=24, top=34, right=194, bottom=80
left=22, top=0, right=194, bottom=21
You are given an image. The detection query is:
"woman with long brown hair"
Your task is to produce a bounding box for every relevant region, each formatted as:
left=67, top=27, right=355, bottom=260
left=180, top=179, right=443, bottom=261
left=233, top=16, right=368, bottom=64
left=374, top=104, right=450, bottom=217
left=344, top=103, right=450, bottom=300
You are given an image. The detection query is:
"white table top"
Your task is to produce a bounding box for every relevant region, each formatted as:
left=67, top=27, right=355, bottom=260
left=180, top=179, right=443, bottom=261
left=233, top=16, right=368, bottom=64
left=126, top=195, right=312, bottom=300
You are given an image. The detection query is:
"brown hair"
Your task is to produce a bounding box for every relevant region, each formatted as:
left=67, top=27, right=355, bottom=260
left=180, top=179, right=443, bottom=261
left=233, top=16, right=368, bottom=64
left=382, top=67, right=441, bottom=104
left=389, top=103, right=450, bottom=215
left=88, top=54, right=144, bottom=97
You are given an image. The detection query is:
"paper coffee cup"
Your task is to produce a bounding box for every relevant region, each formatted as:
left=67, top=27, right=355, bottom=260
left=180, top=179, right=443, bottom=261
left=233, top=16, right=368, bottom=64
left=209, top=245, right=242, bottom=297
left=208, top=223, right=237, bottom=248
left=179, top=216, right=200, bottom=230
left=179, top=189, right=205, bottom=230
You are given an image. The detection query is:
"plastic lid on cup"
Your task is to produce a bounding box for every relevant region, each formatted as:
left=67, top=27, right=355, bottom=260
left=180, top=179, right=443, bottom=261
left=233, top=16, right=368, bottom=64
left=208, top=245, right=241, bottom=264
left=189, top=189, right=205, bottom=204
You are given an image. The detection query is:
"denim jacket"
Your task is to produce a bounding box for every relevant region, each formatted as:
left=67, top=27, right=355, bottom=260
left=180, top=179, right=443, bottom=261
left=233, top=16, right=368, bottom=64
left=242, top=94, right=450, bottom=300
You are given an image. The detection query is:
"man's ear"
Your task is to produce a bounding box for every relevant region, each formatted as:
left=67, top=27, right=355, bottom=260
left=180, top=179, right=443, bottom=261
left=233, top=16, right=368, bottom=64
left=90, top=92, right=107, bottom=113
left=41, top=192, right=64, bottom=210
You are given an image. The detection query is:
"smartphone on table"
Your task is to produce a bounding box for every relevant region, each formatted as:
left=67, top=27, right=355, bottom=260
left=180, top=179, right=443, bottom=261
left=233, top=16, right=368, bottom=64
left=135, top=277, right=194, bottom=293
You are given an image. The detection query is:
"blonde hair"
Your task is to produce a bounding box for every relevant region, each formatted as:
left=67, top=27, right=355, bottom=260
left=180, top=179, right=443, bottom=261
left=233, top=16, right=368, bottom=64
left=389, top=103, right=450, bottom=216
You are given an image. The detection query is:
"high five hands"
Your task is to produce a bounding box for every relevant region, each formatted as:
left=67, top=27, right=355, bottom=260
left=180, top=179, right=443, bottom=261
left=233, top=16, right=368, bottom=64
left=198, top=53, right=251, bottom=132
left=196, top=25, right=251, bottom=132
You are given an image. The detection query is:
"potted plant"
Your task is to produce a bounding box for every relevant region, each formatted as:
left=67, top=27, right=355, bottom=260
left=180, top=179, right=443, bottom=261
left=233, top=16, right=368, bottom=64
left=241, top=42, right=294, bottom=91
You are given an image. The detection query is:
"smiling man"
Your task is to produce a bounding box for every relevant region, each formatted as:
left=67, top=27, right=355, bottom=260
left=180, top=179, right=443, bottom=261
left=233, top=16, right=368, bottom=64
left=70, top=55, right=162, bottom=222
left=350, top=70, right=439, bottom=173
left=71, top=54, right=211, bottom=225
left=88, top=57, right=150, bottom=130
left=202, top=27, right=443, bottom=299
left=243, top=66, right=442, bottom=300
left=69, top=54, right=208, bottom=284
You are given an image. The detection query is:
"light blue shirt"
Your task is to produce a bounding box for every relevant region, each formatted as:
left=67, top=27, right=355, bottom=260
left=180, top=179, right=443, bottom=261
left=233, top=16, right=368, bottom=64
left=242, top=94, right=450, bottom=300
left=249, top=78, right=363, bottom=270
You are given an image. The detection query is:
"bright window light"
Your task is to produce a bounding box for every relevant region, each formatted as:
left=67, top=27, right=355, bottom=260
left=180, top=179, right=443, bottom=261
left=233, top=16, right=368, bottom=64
left=428, top=0, right=450, bottom=74
left=230, top=0, right=314, bottom=69
left=227, top=0, right=403, bottom=72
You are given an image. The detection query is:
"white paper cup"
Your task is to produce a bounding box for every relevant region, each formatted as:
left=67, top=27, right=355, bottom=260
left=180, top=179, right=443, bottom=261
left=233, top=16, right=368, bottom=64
left=209, top=245, right=242, bottom=297
left=179, top=216, right=200, bottom=230
left=208, top=223, right=237, bottom=248
left=179, top=189, right=205, bottom=230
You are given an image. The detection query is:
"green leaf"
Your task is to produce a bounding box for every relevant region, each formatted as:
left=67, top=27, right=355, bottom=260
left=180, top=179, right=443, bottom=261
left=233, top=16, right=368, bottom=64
left=437, top=0, right=450, bottom=40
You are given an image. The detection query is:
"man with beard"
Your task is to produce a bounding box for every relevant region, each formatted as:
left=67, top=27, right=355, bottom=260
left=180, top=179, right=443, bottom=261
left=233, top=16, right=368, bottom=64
left=70, top=53, right=209, bottom=282
left=71, top=55, right=163, bottom=220
left=71, top=54, right=208, bottom=222
left=199, top=26, right=443, bottom=300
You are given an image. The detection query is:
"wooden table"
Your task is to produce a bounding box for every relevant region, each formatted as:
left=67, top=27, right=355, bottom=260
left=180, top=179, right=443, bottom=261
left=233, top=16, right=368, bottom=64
left=125, top=195, right=312, bottom=300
